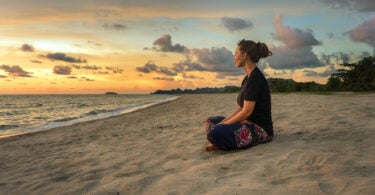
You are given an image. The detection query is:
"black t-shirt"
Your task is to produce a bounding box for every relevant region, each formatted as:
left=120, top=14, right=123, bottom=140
left=237, top=67, right=273, bottom=136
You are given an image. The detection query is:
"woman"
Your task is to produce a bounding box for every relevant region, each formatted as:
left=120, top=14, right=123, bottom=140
left=204, top=39, right=273, bottom=151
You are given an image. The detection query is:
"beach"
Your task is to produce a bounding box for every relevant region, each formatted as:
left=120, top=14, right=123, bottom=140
left=0, top=93, right=374, bottom=194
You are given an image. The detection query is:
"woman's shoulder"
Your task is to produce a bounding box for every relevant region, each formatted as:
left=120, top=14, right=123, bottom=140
left=248, top=67, right=266, bottom=81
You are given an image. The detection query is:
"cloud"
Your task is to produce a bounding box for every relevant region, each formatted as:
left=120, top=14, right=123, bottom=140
left=0, top=65, right=32, bottom=77
left=66, top=76, right=96, bottom=81
left=323, top=52, right=352, bottom=64
left=136, top=62, right=158, bottom=73
left=103, top=23, right=127, bottom=30
left=303, top=70, right=320, bottom=77
left=42, top=52, right=87, bottom=63
left=182, top=73, right=200, bottom=79
left=169, top=55, right=207, bottom=73
left=171, top=62, right=185, bottom=73
left=151, top=34, right=188, bottom=53
left=221, top=16, right=253, bottom=31
left=267, top=45, right=324, bottom=70
left=138, top=47, right=241, bottom=78
left=30, top=60, right=42, bottom=63
left=105, top=66, right=124, bottom=74
left=144, top=33, right=258, bottom=78
left=137, top=57, right=207, bottom=77
left=158, top=67, right=177, bottom=76
left=359, top=51, right=371, bottom=58
left=319, top=0, right=375, bottom=12
left=173, top=59, right=207, bottom=72
left=72, top=64, right=123, bottom=75
left=53, top=65, right=72, bottom=75
left=73, top=64, right=102, bottom=70
left=88, top=40, right=102, bottom=47
left=335, top=52, right=350, bottom=63
left=327, top=32, right=335, bottom=39
left=303, top=65, right=336, bottom=78
left=20, top=44, right=35, bottom=52
left=267, top=15, right=324, bottom=70
left=136, top=62, right=177, bottom=76
left=98, top=71, right=110, bottom=74
left=80, top=77, right=95, bottom=81
left=191, top=47, right=242, bottom=77
left=143, top=34, right=240, bottom=78
left=83, top=65, right=102, bottom=70
left=303, top=70, right=327, bottom=77
left=344, top=17, right=375, bottom=53
left=272, top=15, right=321, bottom=48
left=153, top=77, right=174, bottom=81
left=273, top=70, right=288, bottom=76
left=300, top=52, right=356, bottom=78
left=72, top=64, right=81, bottom=69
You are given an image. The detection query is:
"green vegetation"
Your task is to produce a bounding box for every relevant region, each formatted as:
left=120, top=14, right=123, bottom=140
left=152, top=56, right=375, bottom=94
left=267, top=78, right=327, bottom=92
left=327, top=56, right=375, bottom=91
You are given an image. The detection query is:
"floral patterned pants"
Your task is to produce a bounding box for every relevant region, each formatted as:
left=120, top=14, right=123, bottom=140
left=205, top=116, right=272, bottom=150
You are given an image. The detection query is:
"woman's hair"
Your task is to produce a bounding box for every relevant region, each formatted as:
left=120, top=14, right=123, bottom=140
left=237, top=39, right=272, bottom=63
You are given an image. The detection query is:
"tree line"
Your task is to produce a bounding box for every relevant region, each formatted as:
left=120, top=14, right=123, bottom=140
left=152, top=56, right=375, bottom=94
left=326, top=56, right=375, bottom=91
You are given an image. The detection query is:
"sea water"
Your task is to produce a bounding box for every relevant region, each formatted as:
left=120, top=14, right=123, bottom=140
left=0, top=94, right=178, bottom=138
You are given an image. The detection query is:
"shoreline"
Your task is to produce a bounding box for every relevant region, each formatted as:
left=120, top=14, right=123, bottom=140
left=0, top=96, right=180, bottom=140
left=0, top=94, right=374, bottom=194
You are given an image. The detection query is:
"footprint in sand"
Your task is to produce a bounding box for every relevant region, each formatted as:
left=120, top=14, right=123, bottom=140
left=53, top=175, right=71, bottom=182
left=214, top=172, right=246, bottom=187
left=270, top=177, right=293, bottom=185
left=318, top=181, right=336, bottom=193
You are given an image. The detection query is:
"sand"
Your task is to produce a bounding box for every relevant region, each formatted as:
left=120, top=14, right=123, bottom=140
left=0, top=93, right=374, bottom=194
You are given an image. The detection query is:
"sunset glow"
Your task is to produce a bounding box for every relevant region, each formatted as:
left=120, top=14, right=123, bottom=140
left=1, top=0, right=374, bottom=94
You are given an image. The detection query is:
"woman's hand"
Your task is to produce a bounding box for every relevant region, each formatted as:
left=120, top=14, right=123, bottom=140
left=240, top=120, right=250, bottom=124
left=222, top=101, right=255, bottom=125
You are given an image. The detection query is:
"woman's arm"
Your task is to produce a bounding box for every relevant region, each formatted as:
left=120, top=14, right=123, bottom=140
left=222, top=100, right=255, bottom=125
left=221, top=106, right=242, bottom=123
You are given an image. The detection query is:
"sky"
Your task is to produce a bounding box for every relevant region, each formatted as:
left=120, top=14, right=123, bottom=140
left=0, top=0, right=374, bottom=94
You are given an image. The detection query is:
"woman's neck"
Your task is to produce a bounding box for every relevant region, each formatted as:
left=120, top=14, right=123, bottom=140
left=243, top=62, right=256, bottom=77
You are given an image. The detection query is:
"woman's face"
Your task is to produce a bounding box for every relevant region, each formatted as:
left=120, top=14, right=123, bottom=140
left=234, top=46, right=246, bottom=68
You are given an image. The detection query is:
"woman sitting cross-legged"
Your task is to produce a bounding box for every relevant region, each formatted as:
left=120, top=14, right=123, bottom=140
left=204, top=39, right=274, bottom=152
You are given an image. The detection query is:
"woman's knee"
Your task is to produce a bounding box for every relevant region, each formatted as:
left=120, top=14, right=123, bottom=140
left=206, top=116, right=225, bottom=124
left=208, top=124, right=226, bottom=139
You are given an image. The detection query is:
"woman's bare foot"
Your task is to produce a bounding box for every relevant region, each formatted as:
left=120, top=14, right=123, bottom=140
left=204, top=121, right=210, bottom=133
left=204, top=144, right=218, bottom=152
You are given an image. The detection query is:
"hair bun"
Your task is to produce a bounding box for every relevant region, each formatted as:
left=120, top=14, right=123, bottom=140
left=259, top=43, right=272, bottom=58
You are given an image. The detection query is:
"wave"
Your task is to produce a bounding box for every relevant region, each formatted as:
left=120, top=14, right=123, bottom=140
left=76, top=103, right=88, bottom=108
left=0, top=110, right=25, bottom=116
left=33, top=116, right=48, bottom=120
left=86, top=109, right=115, bottom=116
left=0, top=95, right=180, bottom=138
left=51, top=117, right=80, bottom=123
left=0, top=125, right=19, bottom=131
left=0, top=103, right=43, bottom=109
left=32, top=103, right=43, bottom=107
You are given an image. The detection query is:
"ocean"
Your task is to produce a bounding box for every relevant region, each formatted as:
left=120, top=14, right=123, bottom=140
left=0, top=94, right=178, bottom=138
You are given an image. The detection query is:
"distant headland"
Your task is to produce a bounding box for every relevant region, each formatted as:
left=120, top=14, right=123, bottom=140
left=105, top=92, right=118, bottom=95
